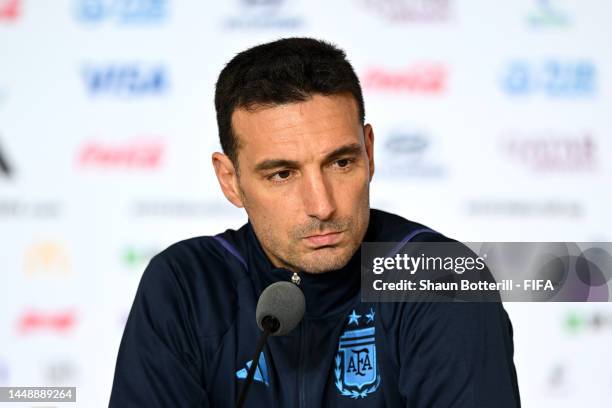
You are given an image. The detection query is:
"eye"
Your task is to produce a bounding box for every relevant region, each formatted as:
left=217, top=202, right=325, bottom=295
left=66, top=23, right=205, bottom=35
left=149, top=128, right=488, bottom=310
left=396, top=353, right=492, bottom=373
left=268, top=170, right=292, bottom=183
left=333, top=158, right=354, bottom=169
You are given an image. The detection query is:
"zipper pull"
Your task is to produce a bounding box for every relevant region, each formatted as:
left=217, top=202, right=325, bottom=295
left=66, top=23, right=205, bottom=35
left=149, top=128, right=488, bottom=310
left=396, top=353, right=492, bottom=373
left=291, top=271, right=301, bottom=286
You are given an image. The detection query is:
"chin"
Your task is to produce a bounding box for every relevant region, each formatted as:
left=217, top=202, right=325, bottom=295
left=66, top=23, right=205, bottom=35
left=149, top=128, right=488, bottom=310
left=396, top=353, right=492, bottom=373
left=299, top=247, right=353, bottom=274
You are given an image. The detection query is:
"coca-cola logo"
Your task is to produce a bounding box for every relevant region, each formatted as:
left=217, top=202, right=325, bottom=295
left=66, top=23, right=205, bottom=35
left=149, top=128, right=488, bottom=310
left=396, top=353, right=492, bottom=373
left=17, top=310, right=76, bottom=335
left=77, top=140, right=164, bottom=169
left=362, top=64, right=447, bottom=93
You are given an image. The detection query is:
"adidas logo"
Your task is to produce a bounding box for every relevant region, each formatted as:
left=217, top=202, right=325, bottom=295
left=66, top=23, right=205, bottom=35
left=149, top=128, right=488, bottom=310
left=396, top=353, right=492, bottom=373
left=235, top=354, right=269, bottom=387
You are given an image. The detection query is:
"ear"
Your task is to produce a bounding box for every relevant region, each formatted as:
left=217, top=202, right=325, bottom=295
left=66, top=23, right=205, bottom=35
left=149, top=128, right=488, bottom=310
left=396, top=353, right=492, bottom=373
left=364, top=124, right=375, bottom=181
left=211, top=152, right=244, bottom=208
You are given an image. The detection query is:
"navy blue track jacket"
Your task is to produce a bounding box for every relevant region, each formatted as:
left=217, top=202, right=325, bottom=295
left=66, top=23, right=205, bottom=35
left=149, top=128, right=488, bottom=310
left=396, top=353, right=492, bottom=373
left=109, top=208, right=521, bottom=407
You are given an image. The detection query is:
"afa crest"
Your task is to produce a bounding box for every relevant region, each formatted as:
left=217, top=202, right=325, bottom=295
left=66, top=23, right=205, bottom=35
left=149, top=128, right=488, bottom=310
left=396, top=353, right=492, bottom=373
left=334, top=308, right=381, bottom=399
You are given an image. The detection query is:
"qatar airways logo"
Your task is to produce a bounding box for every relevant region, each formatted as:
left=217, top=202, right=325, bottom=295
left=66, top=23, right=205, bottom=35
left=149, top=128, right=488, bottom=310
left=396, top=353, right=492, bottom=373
left=17, top=310, right=76, bottom=335
left=77, top=139, right=164, bottom=169
left=501, top=132, right=597, bottom=172
left=355, top=0, right=451, bottom=22
left=224, top=0, right=304, bottom=30
left=0, top=0, right=19, bottom=21
left=362, top=64, right=447, bottom=93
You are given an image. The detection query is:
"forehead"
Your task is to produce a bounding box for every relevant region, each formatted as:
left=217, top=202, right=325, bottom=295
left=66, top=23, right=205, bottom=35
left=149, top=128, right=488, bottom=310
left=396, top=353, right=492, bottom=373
left=231, top=94, right=362, bottom=166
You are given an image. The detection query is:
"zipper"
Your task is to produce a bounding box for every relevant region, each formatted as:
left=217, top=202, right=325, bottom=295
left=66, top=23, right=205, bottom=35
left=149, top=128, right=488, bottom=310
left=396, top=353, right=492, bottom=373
left=298, top=319, right=307, bottom=408
left=291, top=271, right=301, bottom=286
left=288, top=270, right=305, bottom=407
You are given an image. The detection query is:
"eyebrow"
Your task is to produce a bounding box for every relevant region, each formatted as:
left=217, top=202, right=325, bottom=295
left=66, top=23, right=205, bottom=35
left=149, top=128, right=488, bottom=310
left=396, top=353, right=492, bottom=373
left=254, top=142, right=364, bottom=173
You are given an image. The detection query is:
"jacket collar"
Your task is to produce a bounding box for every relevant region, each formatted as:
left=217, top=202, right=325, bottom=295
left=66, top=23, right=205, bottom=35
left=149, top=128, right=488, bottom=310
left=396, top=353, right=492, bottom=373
left=245, top=213, right=377, bottom=319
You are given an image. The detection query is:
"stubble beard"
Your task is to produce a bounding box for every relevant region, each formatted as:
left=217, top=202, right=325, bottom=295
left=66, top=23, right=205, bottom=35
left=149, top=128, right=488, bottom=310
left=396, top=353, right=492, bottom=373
left=241, top=183, right=371, bottom=274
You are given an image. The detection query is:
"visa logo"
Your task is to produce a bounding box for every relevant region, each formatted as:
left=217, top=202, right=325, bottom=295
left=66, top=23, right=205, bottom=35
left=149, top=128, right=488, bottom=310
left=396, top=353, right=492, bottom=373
left=82, top=64, right=168, bottom=97
left=75, top=0, right=167, bottom=23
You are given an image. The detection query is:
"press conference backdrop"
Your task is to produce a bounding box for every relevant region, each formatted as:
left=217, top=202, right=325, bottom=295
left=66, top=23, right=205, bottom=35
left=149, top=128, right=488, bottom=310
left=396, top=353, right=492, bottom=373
left=0, top=0, right=610, bottom=406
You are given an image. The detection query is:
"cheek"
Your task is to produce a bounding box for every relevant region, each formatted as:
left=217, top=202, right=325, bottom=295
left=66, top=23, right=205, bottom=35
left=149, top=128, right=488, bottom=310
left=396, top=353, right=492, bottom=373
left=247, top=187, right=304, bottom=224
left=246, top=190, right=296, bottom=230
left=240, top=179, right=273, bottom=210
left=335, top=170, right=369, bottom=201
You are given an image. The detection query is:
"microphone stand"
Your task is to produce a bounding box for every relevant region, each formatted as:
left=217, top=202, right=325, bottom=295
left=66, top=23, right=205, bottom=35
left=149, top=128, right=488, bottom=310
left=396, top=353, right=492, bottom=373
left=236, top=316, right=279, bottom=408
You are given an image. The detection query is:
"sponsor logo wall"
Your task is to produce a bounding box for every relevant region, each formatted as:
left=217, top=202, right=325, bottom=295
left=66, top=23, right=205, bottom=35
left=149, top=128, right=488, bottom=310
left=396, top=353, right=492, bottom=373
left=1, top=1, right=611, bottom=406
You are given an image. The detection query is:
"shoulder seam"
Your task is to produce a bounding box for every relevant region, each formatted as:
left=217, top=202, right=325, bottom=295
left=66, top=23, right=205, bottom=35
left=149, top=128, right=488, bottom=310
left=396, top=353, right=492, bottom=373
left=212, top=234, right=247, bottom=270
left=400, top=227, right=439, bottom=243
left=384, top=228, right=442, bottom=257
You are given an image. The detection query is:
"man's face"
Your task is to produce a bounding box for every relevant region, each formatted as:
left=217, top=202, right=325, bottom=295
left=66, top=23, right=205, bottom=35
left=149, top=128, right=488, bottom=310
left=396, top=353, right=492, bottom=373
left=213, top=93, right=374, bottom=274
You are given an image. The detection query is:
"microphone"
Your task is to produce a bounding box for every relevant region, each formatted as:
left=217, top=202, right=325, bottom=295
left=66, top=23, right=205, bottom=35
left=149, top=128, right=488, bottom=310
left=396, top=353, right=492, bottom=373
left=236, top=281, right=305, bottom=408
left=256, top=281, right=306, bottom=336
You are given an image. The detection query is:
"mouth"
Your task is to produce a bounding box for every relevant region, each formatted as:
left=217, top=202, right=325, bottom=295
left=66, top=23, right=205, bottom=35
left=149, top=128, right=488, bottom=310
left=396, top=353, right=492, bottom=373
left=303, top=231, right=345, bottom=248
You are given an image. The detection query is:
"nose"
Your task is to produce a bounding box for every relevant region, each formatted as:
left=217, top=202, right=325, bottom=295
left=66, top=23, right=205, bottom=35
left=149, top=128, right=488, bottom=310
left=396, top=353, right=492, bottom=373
left=301, top=169, right=336, bottom=221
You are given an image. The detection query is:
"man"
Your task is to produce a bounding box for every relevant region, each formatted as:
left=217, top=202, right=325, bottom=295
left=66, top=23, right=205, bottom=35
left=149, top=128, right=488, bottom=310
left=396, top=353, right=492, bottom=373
left=109, top=37, right=520, bottom=407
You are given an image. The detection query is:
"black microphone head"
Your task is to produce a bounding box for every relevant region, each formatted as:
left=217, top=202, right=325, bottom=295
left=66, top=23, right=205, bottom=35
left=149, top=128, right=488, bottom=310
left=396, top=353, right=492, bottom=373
left=256, top=281, right=305, bottom=336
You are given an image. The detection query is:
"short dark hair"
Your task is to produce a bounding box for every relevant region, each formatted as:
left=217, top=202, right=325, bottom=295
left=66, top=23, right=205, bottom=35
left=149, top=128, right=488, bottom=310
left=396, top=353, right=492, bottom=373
left=214, top=37, right=365, bottom=169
